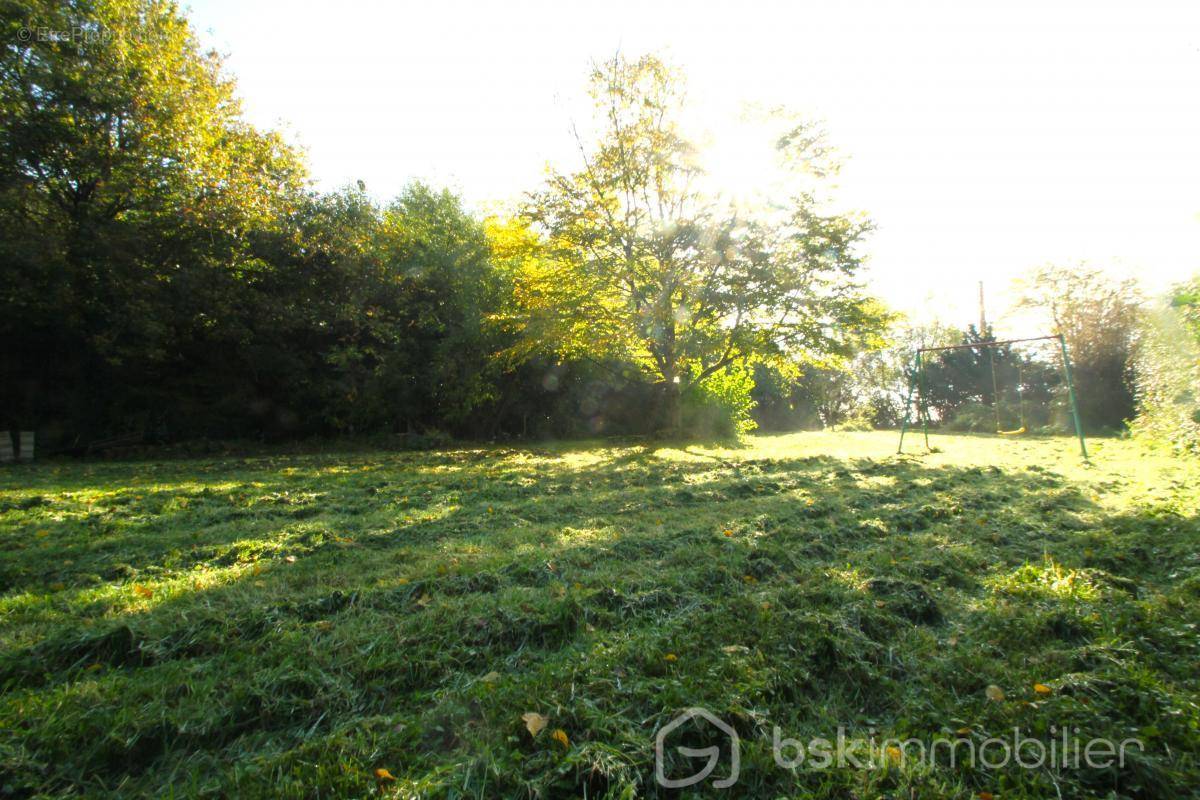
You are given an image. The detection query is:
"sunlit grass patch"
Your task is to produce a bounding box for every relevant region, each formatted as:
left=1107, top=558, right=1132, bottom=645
left=988, top=558, right=1103, bottom=602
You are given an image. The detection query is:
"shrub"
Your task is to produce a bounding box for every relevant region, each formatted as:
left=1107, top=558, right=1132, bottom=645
left=682, top=364, right=757, bottom=439
left=1132, top=282, right=1200, bottom=455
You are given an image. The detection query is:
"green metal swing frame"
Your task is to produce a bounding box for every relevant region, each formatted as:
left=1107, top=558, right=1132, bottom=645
left=896, top=334, right=1088, bottom=460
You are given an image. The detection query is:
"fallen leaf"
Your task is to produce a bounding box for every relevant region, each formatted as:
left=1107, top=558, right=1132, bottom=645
left=374, top=767, right=395, bottom=781
left=1034, top=683, right=1052, bottom=696
left=986, top=685, right=1005, bottom=702
left=284, top=555, right=297, bottom=563
left=978, top=793, right=994, bottom=800
left=721, top=645, right=749, bottom=654
left=522, top=712, right=549, bottom=737
left=956, top=726, right=972, bottom=736
left=886, top=745, right=901, bottom=762
left=480, top=671, right=500, bottom=684
left=133, top=584, right=154, bottom=599
left=551, top=728, right=569, bottom=748
left=664, top=653, right=678, bottom=662
left=723, top=529, right=733, bottom=536
left=35, top=529, right=49, bottom=538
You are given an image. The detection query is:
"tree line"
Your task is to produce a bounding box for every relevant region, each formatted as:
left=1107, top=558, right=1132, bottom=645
left=2, top=0, right=1191, bottom=452
left=2, top=1, right=887, bottom=449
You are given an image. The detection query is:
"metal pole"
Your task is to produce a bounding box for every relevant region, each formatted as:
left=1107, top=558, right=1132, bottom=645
left=897, top=349, right=918, bottom=453
left=1057, top=334, right=1089, bottom=461
left=918, top=335, right=1061, bottom=354
left=917, top=350, right=930, bottom=449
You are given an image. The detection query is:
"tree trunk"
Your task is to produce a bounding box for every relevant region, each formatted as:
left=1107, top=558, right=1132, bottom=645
left=660, top=378, right=682, bottom=435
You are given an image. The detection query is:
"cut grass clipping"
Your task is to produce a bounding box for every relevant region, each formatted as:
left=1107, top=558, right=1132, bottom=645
left=1, top=432, right=1198, bottom=797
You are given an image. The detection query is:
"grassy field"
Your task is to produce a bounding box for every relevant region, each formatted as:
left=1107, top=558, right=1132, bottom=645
left=1, top=432, right=1197, bottom=798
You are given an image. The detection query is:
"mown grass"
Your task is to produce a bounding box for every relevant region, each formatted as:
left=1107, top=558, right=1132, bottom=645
left=1, top=432, right=1198, bottom=798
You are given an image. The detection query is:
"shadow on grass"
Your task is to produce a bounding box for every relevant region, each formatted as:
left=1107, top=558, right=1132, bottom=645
left=0, top=443, right=1196, bottom=797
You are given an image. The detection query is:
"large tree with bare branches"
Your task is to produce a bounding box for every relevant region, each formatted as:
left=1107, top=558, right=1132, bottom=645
left=516, top=54, right=886, bottom=432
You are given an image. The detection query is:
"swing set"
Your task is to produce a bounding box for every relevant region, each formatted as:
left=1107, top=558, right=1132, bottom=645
left=896, top=333, right=1089, bottom=460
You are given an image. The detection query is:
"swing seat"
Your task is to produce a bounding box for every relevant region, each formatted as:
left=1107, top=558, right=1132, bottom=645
left=997, top=426, right=1026, bottom=436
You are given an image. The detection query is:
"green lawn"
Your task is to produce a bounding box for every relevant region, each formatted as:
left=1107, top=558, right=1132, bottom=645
left=1, top=432, right=1197, bottom=798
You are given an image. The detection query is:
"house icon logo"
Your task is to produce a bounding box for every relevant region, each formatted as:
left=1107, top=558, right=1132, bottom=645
left=654, top=707, right=740, bottom=789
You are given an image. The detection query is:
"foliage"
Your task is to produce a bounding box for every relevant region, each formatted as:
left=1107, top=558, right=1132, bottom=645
left=0, top=0, right=304, bottom=439
left=1015, top=265, right=1141, bottom=432
left=517, top=54, right=888, bottom=433
left=681, top=362, right=757, bottom=438
left=1, top=18, right=887, bottom=445
left=1131, top=277, right=1200, bottom=454
left=2, top=432, right=1198, bottom=797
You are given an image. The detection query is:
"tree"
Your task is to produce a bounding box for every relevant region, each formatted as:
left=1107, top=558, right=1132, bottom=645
left=517, top=54, right=885, bottom=433
left=1015, top=265, right=1141, bottom=431
left=0, top=0, right=304, bottom=438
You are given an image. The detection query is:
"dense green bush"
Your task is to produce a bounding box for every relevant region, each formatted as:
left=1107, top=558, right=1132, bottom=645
left=682, top=365, right=757, bottom=439
left=1132, top=280, right=1200, bottom=454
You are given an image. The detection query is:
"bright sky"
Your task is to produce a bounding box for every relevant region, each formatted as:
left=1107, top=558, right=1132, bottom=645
left=187, top=0, right=1200, bottom=332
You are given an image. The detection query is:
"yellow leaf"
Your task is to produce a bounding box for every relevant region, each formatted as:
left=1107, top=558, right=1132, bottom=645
left=522, top=712, right=549, bottom=737
left=721, top=645, right=749, bottom=654
left=664, top=653, right=678, bottom=662
left=986, top=685, right=1005, bottom=702
left=885, top=745, right=901, bottom=763
left=251, top=563, right=263, bottom=576
left=956, top=726, right=972, bottom=736
left=374, top=767, right=395, bottom=781
left=1034, top=683, right=1052, bottom=696
left=133, top=585, right=154, bottom=599
left=35, top=529, right=50, bottom=538
left=480, top=671, right=500, bottom=684
left=551, top=728, right=569, bottom=748
left=722, top=529, right=733, bottom=537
